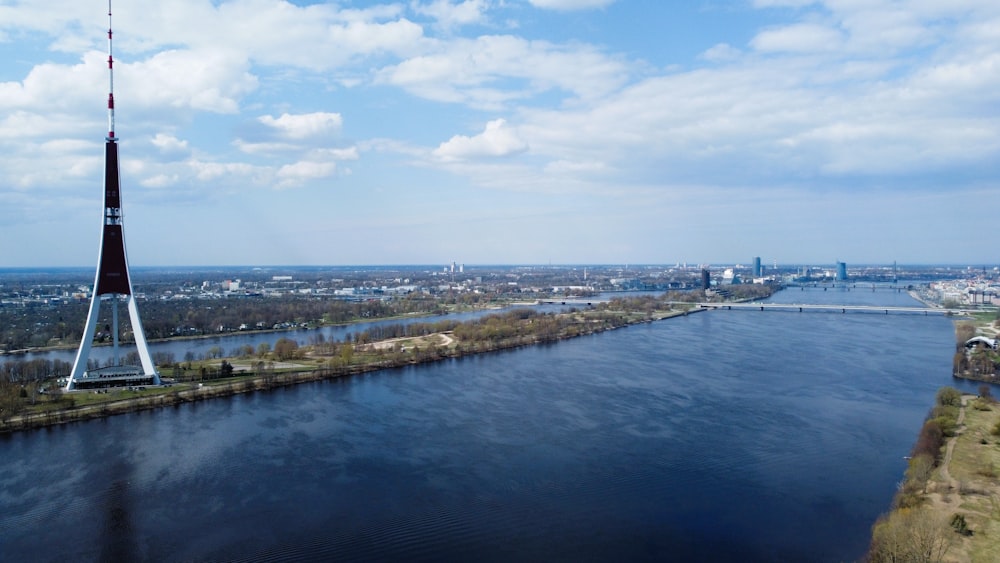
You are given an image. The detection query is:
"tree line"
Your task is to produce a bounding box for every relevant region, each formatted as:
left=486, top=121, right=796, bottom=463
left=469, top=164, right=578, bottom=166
left=0, top=293, right=448, bottom=352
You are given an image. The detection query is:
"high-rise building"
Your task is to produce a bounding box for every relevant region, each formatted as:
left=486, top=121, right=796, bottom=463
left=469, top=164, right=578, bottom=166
left=836, top=262, right=848, bottom=281
left=753, top=256, right=762, bottom=278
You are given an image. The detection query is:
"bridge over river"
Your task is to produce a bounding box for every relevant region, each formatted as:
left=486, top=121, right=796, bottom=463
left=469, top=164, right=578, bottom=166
left=693, top=302, right=973, bottom=316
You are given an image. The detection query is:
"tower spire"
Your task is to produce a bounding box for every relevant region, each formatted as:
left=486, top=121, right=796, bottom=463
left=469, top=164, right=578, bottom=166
left=107, top=0, right=116, bottom=140
left=66, top=1, right=158, bottom=391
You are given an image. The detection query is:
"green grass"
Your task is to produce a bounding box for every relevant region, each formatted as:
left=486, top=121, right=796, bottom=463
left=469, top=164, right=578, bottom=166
left=929, top=400, right=1000, bottom=561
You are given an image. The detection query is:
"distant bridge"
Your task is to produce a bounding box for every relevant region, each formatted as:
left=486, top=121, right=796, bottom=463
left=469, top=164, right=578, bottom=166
left=694, top=302, right=971, bottom=316
left=536, top=298, right=610, bottom=306
left=784, top=283, right=910, bottom=292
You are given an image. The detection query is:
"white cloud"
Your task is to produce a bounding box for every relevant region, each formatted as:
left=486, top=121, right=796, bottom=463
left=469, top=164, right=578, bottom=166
left=378, top=35, right=630, bottom=109
left=233, top=140, right=299, bottom=155
left=313, top=147, right=360, bottom=161
left=751, top=23, right=844, bottom=53
left=151, top=133, right=189, bottom=154
left=275, top=160, right=338, bottom=188
left=0, top=55, right=102, bottom=114
left=543, top=159, right=608, bottom=175
left=528, top=0, right=616, bottom=10
left=258, top=112, right=344, bottom=140
left=412, top=0, right=490, bottom=30
left=434, top=118, right=528, bottom=161
left=125, top=49, right=257, bottom=114
left=700, top=43, right=742, bottom=62
left=141, top=174, right=179, bottom=189
left=116, top=1, right=425, bottom=71
left=0, top=110, right=91, bottom=140
left=753, top=0, right=816, bottom=7
left=190, top=160, right=261, bottom=182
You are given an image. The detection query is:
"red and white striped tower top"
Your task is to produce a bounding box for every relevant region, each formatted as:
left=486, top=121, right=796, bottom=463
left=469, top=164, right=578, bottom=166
left=106, top=0, right=116, bottom=140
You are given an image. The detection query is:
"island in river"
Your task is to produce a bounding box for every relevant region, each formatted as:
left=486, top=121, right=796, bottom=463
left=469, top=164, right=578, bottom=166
left=3, top=291, right=757, bottom=433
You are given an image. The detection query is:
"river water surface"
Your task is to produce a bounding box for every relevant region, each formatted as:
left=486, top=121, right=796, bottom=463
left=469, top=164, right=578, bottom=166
left=0, top=287, right=976, bottom=561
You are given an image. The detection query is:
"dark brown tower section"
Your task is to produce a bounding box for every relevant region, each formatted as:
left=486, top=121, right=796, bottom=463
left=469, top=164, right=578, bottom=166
left=96, top=140, right=131, bottom=295
left=104, top=141, right=121, bottom=208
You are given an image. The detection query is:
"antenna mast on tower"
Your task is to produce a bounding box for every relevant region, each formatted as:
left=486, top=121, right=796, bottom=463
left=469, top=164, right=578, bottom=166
left=106, top=0, right=116, bottom=140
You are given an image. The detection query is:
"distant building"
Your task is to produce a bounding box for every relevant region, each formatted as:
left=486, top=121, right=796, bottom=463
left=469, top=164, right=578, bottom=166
left=753, top=257, right=762, bottom=278
left=836, top=262, right=847, bottom=281
left=701, top=269, right=710, bottom=290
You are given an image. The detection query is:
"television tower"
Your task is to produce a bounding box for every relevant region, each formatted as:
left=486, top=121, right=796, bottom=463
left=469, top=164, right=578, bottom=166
left=67, top=1, right=158, bottom=390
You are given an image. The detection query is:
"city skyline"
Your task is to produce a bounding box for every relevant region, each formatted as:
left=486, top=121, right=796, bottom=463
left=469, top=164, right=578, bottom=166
left=1, top=0, right=998, bottom=267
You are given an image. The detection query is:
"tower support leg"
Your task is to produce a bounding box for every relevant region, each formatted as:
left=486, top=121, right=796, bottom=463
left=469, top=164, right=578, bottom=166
left=127, top=294, right=159, bottom=384
left=68, top=293, right=104, bottom=390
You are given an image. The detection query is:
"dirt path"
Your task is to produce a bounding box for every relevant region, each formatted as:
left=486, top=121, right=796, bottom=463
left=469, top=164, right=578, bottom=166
left=939, top=395, right=969, bottom=491
left=369, top=332, right=454, bottom=350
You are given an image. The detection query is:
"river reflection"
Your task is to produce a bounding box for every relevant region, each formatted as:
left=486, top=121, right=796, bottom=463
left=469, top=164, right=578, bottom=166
left=0, top=288, right=980, bottom=561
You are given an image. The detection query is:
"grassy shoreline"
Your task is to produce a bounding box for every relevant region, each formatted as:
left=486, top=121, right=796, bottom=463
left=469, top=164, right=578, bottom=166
left=0, top=308, right=473, bottom=357
left=0, top=306, right=698, bottom=434
left=868, top=389, right=1000, bottom=562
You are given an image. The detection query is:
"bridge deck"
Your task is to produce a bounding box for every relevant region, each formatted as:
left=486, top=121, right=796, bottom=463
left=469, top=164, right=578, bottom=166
left=694, top=302, right=969, bottom=315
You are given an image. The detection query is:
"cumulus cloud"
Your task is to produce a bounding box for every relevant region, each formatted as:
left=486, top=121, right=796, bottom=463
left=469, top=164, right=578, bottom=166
left=151, top=133, right=189, bottom=154
left=0, top=54, right=103, bottom=114
left=700, top=43, right=742, bottom=62
left=753, top=0, right=816, bottom=7
left=378, top=35, right=630, bottom=109
left=544, top=159, right=608, bottom=174
left=275, top=161, right=338, bottom=188
left=751, top=23, right=844, bottom=53
left=313, top=147, right=360, bottom=161
left=528, top=0, right=616, bottom=10
left=233, top=140, right=299, bottom=155
left=125, top=49, right=258, bottom=114
left=258, top=112, right=344, bottom=140
left=141, top=174, right=179, bottom=188
left=190, top=160, right=261, bottom=182
left=412, top=0, right=489, bottom=30
left=434, top=119, right=528, bottom=161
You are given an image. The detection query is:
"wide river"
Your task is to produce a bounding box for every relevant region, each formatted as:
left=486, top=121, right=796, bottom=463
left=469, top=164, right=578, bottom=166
left=0, top=287, right=978, bottom=561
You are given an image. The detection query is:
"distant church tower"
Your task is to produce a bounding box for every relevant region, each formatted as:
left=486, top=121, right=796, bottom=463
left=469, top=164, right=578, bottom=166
left=67, top=2, right=158, bottom=390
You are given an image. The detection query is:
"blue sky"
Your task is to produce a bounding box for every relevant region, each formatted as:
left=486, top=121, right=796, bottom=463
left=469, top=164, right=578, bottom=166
left=0, top=0, right=998, bottom=267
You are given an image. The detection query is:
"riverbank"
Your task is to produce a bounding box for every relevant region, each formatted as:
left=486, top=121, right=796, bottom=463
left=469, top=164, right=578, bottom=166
left=868, top=389, right=1000, bottom=562
left=0, top=308, right=464, bottom=357
left=923, top=393, right=1000, bottom=561
left=0, top=306, right=698, bottom=434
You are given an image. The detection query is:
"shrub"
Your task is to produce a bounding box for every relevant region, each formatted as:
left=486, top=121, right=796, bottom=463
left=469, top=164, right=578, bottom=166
left=950, top=513, right=972, bottom=536
left=912, top=420, right=945, bottom=461
left=904, top=454, right=935, bottom=492
left=930, top=416, right=957, bottom=438
left=869, top=508, right=951, bottom=563
left=931, top=404, right=959, bottom=422
left=936, top=387, right=962, bottom=408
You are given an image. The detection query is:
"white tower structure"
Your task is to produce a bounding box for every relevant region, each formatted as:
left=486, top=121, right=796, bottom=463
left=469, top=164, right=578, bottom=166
left=67, top=1, right=158, bottom=390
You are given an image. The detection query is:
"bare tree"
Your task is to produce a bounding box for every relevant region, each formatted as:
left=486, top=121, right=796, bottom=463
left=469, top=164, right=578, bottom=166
left=869, top=508, right=951, bottom=563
